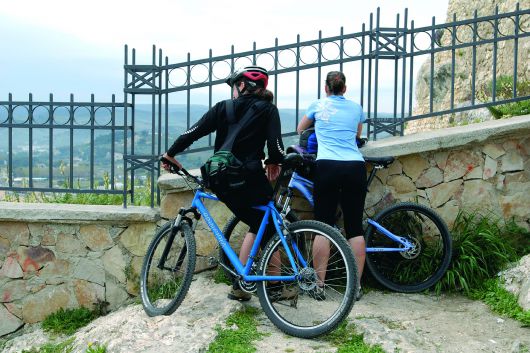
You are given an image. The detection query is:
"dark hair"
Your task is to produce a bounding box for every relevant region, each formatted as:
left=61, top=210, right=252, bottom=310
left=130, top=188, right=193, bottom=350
left=260, top=89, right=274, bottom=103
left=325, top=71, right=346, bottom=95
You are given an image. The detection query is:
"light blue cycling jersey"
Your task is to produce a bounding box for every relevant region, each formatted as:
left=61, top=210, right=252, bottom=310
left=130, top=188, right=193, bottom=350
left=305, top=95, right=366, bottom=161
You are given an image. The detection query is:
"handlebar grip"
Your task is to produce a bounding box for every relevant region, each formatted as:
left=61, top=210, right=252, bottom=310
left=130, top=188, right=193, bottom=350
left=160, top=156, right=181, bottom=174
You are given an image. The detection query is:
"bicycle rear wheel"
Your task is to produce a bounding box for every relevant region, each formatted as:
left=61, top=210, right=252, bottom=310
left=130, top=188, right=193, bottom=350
left=365, top=202, right=452, bottom=293
left=140, top=221, right=196, bottom=316
left=256, top=220, right=357, bottom=338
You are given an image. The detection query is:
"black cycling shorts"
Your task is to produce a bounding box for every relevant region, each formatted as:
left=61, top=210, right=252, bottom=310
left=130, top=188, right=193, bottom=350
left=313, top=159, right=367, bottom=238
left=216, top=171, right=276, bottom=246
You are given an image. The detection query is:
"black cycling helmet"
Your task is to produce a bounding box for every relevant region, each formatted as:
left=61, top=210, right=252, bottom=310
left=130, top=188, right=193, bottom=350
left=225, top=66, right=269, bottom=89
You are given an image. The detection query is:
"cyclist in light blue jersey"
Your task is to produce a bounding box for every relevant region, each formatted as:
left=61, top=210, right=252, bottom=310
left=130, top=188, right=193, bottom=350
left=297, top=71, right=367, bottom=300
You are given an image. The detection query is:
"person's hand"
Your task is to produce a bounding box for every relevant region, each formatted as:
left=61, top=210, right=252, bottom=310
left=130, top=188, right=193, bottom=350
left=161, top=152, right=182, bottom=172
left=265, top=164, right=281, bottom=182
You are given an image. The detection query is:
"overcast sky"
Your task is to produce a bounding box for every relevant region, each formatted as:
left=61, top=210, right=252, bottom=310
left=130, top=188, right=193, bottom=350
left=0, top=0, right=449, bottom=105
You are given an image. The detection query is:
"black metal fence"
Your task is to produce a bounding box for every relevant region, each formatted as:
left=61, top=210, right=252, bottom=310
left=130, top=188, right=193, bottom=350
left=0, top=93, right=133, bottom=204
left=1, top=5, right=529, bottom=206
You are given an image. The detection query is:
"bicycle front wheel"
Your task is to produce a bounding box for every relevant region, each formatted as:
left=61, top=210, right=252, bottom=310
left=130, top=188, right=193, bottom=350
left=140, top=221, right=196, bottom=316
left=256, top=220, right=357, bottom=338
left=365, top=202, right=452, bottom=293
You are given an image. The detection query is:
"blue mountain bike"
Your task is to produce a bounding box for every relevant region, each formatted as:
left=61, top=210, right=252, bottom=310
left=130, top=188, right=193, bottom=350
left=140, top=157, right=358, bottom=338
left=222, top=153, right=453, bottom=293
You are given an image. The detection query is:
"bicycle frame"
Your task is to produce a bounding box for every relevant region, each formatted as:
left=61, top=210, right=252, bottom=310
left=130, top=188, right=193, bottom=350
left=279, top=170, right=414, bottom=253
left=189, top=190, right=305, bottom=282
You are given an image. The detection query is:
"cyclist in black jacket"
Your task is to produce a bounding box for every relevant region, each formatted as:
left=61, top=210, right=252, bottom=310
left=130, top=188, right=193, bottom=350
left=162, top=66, right=285, bottom=301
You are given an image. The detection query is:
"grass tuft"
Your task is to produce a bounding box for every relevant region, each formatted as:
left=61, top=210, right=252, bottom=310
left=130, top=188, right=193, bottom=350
left=323, top=321, right=385, bottom=353
left=207, top=306, right=265, bottom=353
left=470, top=279, right=530, bottom=327
left=213, top=267, right=232, bottom=286
left=21, top=338, right=75, bottom=353
left=42, top=307, right=99, bottom=336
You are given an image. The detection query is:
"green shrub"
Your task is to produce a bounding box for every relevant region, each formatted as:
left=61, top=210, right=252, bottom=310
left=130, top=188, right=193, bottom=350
left=482, top=75, right=530, bottom=119
left=434, top=211, right=524, bottom=294
left=42, top=308, right=98, bottom=336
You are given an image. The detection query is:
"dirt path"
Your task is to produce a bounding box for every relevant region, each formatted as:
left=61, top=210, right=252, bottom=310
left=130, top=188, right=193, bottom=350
left=3, top=271, right=529, bottom=353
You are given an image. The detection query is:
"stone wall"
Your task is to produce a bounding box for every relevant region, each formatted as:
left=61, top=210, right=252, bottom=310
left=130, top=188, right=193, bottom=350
left=362, top=115, right=529, bottom=230
left=1, top=115, right=528, bottom=338
left=159, top=115, right=529, bottom=272
left=405, top=0, right=530, bottom=134
left=0, top=204, right=159, bottom=337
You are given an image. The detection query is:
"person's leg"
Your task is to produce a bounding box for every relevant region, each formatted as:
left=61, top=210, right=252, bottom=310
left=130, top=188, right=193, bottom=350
left=339, top=161, right=367, bottom=299
left=312, top=160, right=340, bottom=285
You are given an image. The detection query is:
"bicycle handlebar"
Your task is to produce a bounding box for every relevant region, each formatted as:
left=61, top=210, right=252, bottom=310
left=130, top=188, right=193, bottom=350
left=160, top=156, right=203, bottom=186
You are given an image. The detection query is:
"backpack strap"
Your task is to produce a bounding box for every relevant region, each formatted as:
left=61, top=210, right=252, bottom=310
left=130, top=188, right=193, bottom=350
left=219, top=99, right=267, bottom=152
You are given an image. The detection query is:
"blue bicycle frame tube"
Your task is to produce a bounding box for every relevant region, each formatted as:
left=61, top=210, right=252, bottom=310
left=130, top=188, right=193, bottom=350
left=287, top=170, right=414, bottom=255
left=365, top=219, right=414, bottom=253
left=288, top=172, right=314, bottom=207
left=192, top=192, right=299, bottom=282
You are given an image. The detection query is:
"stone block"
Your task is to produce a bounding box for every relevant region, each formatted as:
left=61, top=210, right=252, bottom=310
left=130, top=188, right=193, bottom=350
left=16, top=246, right=55, bottom=273
left=400, top=154, right=430, bottom=181
left=73, top=279, right=105, bottom=309
left=464, top=164, right=483, bottom=180
left=120, top=223, right=156, bottom=257
left=39, top=259, right=71, bottom=281
left=426, top=179, right=462, bottom=208
left=0, top=280, right=29, bottom=302
left=0, top=237, right=10, bottom=259
left=194, top=227, right=217, bottom=257
left=444, top=150, right=482, bottom=182
left=500, top=182, right=530, bottom=219
left=21, top=284, right=72, bottom=323
left=0, top=222, right=29, bottom=246
left=501, top=150, right=524, bottom=173
left=102, top=246, right=127, bottom=284
left=125, top=256, right=143, bottom=296
left=416, top=167, right=444, bottom=189
left=0, top=303, right=23, bottom=337
left=482, top=155, right=497, bottom=180
left=387, top=159, right=403, bottom=176
left=0, top=256, right=23, bottom=279
left=160, top=192, right=195, bottom=219
left=433, top=151, right=449, bottom=170
left=4, top=302, right=22, bottom=319
left=73, top=258, right=105, bottom=286
left=365, top=177, right=385, bottom=209
left=461, top=180, right=501, bottom=216
left=56, top=233, right=87, bottom=255
left=387, top=175, right=416, bottom=194
left=105, top=279, right=129, bottom=310
left=79, top=225, right=114, bottom=251
left=483, top=143, right=505, bottom=159
left=436, top=200, right=460, bottom=230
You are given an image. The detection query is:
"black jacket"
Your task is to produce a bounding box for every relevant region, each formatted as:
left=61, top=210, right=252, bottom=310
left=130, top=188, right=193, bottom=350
left=167, top=95, right=284, bottom=165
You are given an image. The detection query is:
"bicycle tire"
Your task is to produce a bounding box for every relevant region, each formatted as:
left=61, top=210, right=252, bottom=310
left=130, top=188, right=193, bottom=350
left=140, top=221, right=196, bottom=316
left=365, top=202, right=452, bottom=293
left=256, top=220, right=357, bottom=338
left=219, top=209, right=300, bottom=283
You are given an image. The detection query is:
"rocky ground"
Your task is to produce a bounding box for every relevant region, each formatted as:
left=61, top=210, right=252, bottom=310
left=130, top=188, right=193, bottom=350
left=2, top=271, right=529, bottom=353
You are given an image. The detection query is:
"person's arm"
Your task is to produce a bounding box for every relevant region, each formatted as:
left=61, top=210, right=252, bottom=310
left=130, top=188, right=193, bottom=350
left=357, top=122, right=363, bottom=139
left=297, top=115, right=314, bottom=134
left=166, top=104, right=219, bottom=157
left=264, top=106, right=284, bottom=181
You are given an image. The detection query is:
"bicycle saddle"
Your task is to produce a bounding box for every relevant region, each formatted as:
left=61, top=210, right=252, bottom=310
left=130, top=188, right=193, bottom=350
left=364, top=156, right=395, bottom=168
